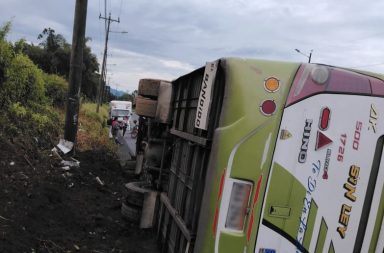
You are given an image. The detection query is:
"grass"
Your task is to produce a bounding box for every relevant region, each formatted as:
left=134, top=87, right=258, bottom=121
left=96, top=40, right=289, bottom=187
left=76, top=102, right=116, bottom=153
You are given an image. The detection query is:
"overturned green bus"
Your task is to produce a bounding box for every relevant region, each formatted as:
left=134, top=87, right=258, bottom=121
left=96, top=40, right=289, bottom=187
left=153, top=58, right=384, bottom=253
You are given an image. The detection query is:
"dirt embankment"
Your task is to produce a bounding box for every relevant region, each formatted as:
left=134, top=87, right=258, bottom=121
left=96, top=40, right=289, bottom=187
left=0, top=140, right=159, bottom=253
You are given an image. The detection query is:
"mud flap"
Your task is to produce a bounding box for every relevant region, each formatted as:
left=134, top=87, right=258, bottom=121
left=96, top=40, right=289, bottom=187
left=57, top=139, right=74, bottom=154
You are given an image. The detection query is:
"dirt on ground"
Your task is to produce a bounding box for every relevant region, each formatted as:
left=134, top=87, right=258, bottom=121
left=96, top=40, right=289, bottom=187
left=0, top=139, right=159, bottom=253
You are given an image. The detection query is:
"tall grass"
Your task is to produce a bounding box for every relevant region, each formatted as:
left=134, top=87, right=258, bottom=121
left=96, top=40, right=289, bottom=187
left=76, top=102, right=116, bottom=153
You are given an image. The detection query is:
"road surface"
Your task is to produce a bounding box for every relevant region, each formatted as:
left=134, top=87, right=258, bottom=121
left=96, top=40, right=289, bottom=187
left=110, top=113, right=139, bottom=166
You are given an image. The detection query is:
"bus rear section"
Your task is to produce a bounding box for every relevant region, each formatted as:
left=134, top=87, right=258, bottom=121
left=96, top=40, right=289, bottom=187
left=156, top=58, right=384, bottom=253
left=254, top=64, right=384, bottom=253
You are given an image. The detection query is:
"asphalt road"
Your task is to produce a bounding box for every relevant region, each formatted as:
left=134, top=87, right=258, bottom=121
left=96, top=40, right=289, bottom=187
left=114, top=113, right=139, bottom=166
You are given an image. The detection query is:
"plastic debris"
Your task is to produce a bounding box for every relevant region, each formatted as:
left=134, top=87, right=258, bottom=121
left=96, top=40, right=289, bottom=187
left=61, top=166, right=71, bottom=171
left=95, top=177, right=104, bottom=186
left=61, top=160, right=80, bottom=168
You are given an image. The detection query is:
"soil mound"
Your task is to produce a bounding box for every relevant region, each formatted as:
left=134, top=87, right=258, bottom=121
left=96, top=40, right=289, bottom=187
left=0, top=140, right=159, bottom=253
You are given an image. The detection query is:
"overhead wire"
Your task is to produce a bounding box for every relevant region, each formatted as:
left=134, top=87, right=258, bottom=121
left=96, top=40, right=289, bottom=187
left=118, top=0, right=123, bottom=20
left=97, top=0, right=105, bottom=70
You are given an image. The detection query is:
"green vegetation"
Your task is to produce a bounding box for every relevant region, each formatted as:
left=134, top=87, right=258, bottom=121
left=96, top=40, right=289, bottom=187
left=43, top=73, right=68, bottom=107
left=0, top=22, right=59, bottom=147
left=0, top=21, right=115, bottom=155
left=20, top=27, right=100, bottom=100
left=77, top=102, right=116, bottom=153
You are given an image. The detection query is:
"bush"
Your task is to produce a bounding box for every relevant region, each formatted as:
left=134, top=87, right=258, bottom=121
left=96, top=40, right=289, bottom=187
left=9, top=102, right=27, bottom=118
left=0, top=40, right=13, bottom=89
left=43, top=73, right=68, bottom=107
left=0, top=54, right=45, bottom=109
left=4, top=101, right=61, bottom=147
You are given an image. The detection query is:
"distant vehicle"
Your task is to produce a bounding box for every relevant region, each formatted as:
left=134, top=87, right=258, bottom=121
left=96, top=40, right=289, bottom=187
left=109, top=100, right=132, bottom=121
left=134, top=58, right=384, bottom=253
left=107, top=100, right=132, bottom=133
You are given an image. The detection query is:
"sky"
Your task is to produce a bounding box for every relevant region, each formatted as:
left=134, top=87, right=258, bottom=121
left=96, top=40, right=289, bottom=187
left=1, top=0, right=384, bottom=93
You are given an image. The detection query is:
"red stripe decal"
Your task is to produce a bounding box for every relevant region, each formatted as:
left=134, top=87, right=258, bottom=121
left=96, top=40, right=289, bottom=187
left=218, top=169, right=226, bottom=200
left=253, top=175, right=263, bottom=205
left=213, top=207, right=219, bottom=235
left=247, top=175, right=263, bottom=242
left=213, top=169, right=226, bottom=235
left=247, top=213, right=254, bottom=241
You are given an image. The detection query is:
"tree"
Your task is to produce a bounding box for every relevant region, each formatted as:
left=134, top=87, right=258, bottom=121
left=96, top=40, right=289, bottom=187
left=0, top=21, right=11, bottom=41
left=37, top=28, right=67, bottom=52
left=22, top=28, right=100, bottom=101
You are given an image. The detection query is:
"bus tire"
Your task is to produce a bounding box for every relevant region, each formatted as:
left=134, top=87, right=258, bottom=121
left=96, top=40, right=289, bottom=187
left=121, top=202, right=141, bottom=222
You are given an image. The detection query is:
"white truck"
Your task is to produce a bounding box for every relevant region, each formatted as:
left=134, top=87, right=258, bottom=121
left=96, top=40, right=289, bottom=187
left=108, top=100, right=132, bottom=134
left=109, top=100, right=132, bottom=120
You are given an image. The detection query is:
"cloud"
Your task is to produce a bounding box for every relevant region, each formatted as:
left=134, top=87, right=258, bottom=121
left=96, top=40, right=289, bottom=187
left=1, top=0, right=384, bottom=92
left=105, top=47, right=196, bottom=92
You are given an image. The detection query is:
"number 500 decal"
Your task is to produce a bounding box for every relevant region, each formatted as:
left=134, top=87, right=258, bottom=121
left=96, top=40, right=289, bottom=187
left=353, top=121, right=362, bottom=151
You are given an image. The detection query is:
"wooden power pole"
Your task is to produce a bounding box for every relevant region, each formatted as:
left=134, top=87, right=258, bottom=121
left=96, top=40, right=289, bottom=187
left=63, top=0, right=88, bottom=149
left=96, top=13, right=119, bottom=113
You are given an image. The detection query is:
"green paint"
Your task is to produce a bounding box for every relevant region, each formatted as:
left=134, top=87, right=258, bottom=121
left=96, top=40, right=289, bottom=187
left=231, top=122, right=276, bottom=179
left=328, top=241, right=335, bottom=253
left=197, top=58, right=300, bottom=253
left=218, top=232, right=246, bottom=252
left=269, top=205, right=291, bottom=218
left=263, top=163, right=306, bottom=239
left=315, top=218, right=328, bottom=253
left=369, top=183, right=384, bottom=252
left=303, top=200, right=318, bottom=249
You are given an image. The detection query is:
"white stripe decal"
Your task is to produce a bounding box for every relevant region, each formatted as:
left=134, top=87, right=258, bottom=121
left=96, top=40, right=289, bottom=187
left=261, top=133, right=272, bottom=170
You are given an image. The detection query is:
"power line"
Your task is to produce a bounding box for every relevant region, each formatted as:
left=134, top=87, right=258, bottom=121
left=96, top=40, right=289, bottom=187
left=104, top=0, right=107, bottom=33
left=96, top=13, right=120, bottom=113
left=118, top=0, right=123, bottom=19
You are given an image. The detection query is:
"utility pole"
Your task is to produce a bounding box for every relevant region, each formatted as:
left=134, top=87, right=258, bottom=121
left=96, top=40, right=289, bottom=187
left=61, top=0, right=88, bottom=152
left=96, top=13, right=119, bottom=113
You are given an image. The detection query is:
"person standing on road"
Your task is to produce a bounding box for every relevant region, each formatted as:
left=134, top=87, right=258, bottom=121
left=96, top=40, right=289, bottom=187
left=111, top=117, right=120, bottom=144
left=122, top=116, right=129, bottom=136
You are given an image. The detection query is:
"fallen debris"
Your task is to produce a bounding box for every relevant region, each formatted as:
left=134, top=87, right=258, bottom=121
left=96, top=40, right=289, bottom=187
left=23, top=154, right=36, bottom=170
left=96, top=177, right=105, bottom=186
left=0, top=215, right=11, bottom=221
left=61, top=160, right=80, bottom=168
left=61, top=166, right=71, bottom=171
left=51, top=147, right=63, bottom=160
left=57, top=139, right=74, bottom=154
